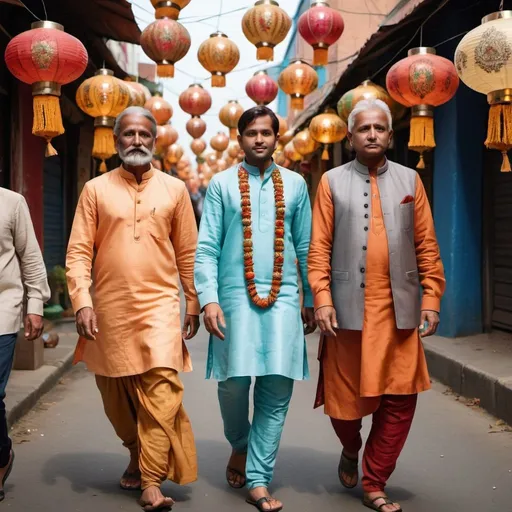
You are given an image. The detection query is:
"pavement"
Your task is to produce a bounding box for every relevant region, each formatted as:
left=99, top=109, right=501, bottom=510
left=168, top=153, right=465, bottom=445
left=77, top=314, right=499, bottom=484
left=3, top=325, right=512, bottom=511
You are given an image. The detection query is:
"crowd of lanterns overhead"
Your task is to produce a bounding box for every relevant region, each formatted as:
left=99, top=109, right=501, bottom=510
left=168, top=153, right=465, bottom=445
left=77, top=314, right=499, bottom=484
left=4, top=2, right=512, bottom=187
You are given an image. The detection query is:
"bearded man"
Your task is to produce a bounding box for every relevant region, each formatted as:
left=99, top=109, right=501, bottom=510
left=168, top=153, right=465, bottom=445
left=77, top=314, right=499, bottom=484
left=308, top=99, right=445, bottom=512
left=66, top=106, right=200, bottom=511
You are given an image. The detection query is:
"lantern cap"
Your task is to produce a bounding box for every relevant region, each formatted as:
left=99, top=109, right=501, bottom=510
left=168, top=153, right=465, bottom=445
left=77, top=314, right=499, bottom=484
left=188, top=83, right=204, bottom=88
left=311, top=0, right=330, bottom=6
left=31, top=20, right=64, bottom=31
left=32, top=81, right=61, bottom=96
left=254, top=70, right=269, bottom=76
left=289, top=58, right=311, bottom=67
left=210, top=31, right=228, bottom=38
left=255, top=0, right=279, bottom=5
left=482, top=10, right=512, bottom=23
left=96, top=68, right=114, bottom=77
left=408, top=47, right=436, bottom=56
left=488, top=89, right=512, bottom=105
left=411, top=105, right=434, bottom=118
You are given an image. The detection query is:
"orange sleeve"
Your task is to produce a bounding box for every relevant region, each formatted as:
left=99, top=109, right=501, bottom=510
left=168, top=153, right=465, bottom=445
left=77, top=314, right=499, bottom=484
left=414, top=174, right=446, bottom=312
left=308, top=173, right=335, bottom=310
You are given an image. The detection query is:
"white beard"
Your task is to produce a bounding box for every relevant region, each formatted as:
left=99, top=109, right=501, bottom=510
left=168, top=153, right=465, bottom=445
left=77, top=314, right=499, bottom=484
left=119, top=146, right=153, bottom=167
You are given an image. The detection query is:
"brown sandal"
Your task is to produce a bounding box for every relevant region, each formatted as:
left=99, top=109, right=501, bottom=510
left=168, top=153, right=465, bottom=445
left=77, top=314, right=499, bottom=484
left=119, top=469, right=141, bottom=490
left=246, top=496, right=283, bottom=512
left=338, top=451, right=359, bottom=489
left=363, top=495, right=402, bottom=511
left=226, top=466, right=246, bottom=488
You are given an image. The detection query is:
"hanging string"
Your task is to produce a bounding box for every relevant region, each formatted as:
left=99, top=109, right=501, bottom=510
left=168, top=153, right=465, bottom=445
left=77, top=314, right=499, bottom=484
left=420, top=25, right=423, bottom=47
left=41, top=0, right=48, bottom=20
left=216, top=0, right=223, bottom=31
left=499, top=0, right=505, bottom=10
left=17, top=0, right=42, bottom=21
left=181, top=6, right=248, bottom=23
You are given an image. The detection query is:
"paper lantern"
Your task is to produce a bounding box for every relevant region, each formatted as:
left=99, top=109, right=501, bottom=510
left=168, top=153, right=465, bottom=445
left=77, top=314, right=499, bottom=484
left=298, top=0, right=344, bottom=66
left=198, top=32, right=240, bottom=87
left=293, top=128, right=320, bottom=156
left=186, top=116, right=207, bottom=138
left=280, top=129, right=294, bottom=145
left=76, top=69, right=131, bottom=172
left=141, top=19, right=191, bottom=78
left=455, top=10, right=512, bottom=171
left=151, top=0, right=190, bottom=19
left=205, top=152, right=218, bottom=167
left=124, top=81, right=146, bottom=107
left=273, top=144, right=286, bottom=166
left=241, top=0, right=292, bottom=61
left=191, top=138, right=206, bottom=156
left=219, top=100, right=244, bottom=139
left=165, top=143, right=184, bottom=165
left=5, top=20, right=88, bottom=156
left=216, top=158, right=228, bottom=172
left=145, top=96, right=173, bottom=125
left=246, top=70, right=278, bottom=105
left=387, top=47, right=459, bottom=169
left=210, top=131, right=229, bottom=158
left=125, top=81, right=152, bottom=103
left=155, top=124, right=178, bottom=155
left=310, top=108, right=347, bottom=160
left=228, top=140, right=241, bottom=159
left=284, top=140, right=302, bottom=162
left=179, top=83, right=212, bottom=116
left=276, top=114, right=288, bottom=137
left=278, top=59, right=318, bottom=110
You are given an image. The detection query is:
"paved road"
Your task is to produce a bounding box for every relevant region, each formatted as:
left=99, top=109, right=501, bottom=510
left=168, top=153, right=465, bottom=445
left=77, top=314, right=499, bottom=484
left=4, top=325, right=512, bottom=511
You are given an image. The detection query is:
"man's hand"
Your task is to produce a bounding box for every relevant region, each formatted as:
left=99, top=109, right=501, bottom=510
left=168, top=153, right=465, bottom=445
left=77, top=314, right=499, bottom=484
left=24, top=314, right=44, bottom=341
left=302, top=307, right=317, bottom=335
left=182, top=314, right=200, bottom=340
left=76, top=307, right=98, bottom=341
left=203, top=303, right=226, bottom=340
left=419, top=310, right=440, bottom=337
left=315, top=306, right=339, bottom=338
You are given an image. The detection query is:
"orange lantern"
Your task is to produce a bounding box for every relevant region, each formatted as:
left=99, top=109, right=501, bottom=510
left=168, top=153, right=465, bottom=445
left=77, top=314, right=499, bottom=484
left=151, top=0, right=190, bottom=19
left=276, top=114, right=288, bottom=137
left=205, top=152, right=218, bottom=167
left=210, top=131, right=230, bottom=158
left=5, top=20, right=88, bottom=155
left=216, top=158, right=228, bottom=172
left=76, top=68, right=131, bottom=172
left=284, top=140, right=302, bottom=162
left=198, top=32, right=240, bottom=87
left=219, top=100, right=244, bottom=139
left=186, top=116, right=207, bottom=138
left=191, top=138, right=207, bottom=156
left=242, top=0, right=292, bottom=61
left=179, top=83, right=212, bottom=116
left=145, top=96, right=173, bottom=125
left=228, top=140, right=241, bottom=159
left=165, top=143, right=184, bottom=165
left=386, top=47, right=459, bottom=168
left=293, top=127, right=320, bottom=156
left=280, top=129, right=294, bottom=145
left=278, top=59, right=318, bottom=110
left=141, top=19, right=191, bottom=78
left=124, top=80, right=146, bottom=107
left=310, top=108, right=347, bottom=160
left=125, top=80, right=152, bottom=103
left=155, top=124, right=178, bottom=154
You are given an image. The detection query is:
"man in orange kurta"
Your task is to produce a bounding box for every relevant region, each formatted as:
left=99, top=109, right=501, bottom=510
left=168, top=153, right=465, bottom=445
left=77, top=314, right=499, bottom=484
left=66, top=107, right=200, bottom=511
left=308, top=99, right=445, bottom=512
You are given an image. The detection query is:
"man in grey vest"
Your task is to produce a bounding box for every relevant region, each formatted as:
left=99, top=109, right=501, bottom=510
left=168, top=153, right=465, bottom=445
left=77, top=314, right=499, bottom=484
left=308, top=99, right=445, bottom=512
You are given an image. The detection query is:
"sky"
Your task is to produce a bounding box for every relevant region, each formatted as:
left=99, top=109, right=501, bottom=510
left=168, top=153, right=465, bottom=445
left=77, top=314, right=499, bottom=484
left=130, top=0, right=301, bottom=163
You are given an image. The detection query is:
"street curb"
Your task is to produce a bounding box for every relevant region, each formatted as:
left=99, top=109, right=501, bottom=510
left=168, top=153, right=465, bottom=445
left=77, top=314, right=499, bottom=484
left=6, top=349, right=75, bottom=429
left=424, top=345, right=512, bottom=425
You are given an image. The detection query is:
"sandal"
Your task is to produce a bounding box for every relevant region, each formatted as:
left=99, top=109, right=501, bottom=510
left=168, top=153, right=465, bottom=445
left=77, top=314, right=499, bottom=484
left=363, top=495, right=402, bottom=512
left=246, top=496, right=283, bottom=512
left=226, top=466, right=246, bottom=489
left=0, top=450, right=14, bottom=502
left=338, top=451, right=359, bottom=489
left=120, top=469, right=141, bottom=491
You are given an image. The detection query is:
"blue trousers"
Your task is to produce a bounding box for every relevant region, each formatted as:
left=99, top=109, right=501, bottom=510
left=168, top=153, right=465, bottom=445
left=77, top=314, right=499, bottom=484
left=0, top=334, right=16, bottom=468
left=217, top=375, right=294, bottom=489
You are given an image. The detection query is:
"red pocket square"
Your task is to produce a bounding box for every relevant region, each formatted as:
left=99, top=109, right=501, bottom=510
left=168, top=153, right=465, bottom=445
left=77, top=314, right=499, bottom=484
left=401, top=195, right=414, bottom=204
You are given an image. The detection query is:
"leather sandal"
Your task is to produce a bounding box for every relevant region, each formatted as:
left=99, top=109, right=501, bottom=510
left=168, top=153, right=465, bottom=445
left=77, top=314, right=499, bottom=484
left=363, top=495, right=402, bottom=511
left=246, top=496, right=283, bottom=512
left=0, top=450, right=15, bottom=502
left=119, top=469, right=141, bottom=491
left=226, top=466, right=246, bottom=488
left=338, top=451, right=359, bottom=489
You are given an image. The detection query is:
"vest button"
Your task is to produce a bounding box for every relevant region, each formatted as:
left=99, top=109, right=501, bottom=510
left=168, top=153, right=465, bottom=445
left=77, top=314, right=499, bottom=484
left=360, top=283, right=366, bottom=288
left=364, top=226, right=368, bottom=231
left=364, top=192, right=368, bottom=197
left=366, top=179, right=370, bottom=183
left=364, top=204, right=368, bottom=208
left=363, top=246, right=367, bottom=250
left=361, top=268, right=365, bottom=273
left=365, top=214, right=368, bottom=218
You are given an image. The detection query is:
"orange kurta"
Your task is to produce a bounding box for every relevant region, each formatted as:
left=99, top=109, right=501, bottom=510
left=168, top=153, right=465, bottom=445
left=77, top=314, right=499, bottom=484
left=309, top=170, right=445, bottom=420
left=66, top=166, right=200, bottom=378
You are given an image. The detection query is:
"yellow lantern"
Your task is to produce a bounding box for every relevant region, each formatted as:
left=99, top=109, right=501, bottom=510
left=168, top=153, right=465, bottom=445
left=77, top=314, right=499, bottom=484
left=198, top=32, right=240, bottom=87
left=219, top=100, right=244, bottom=139
left=309, top=108, right=347, bottom=160
left=151, top=0, right=191, bottom=19
left=284, top=140, right=302, bottom=162
left=293, top=127, right=320, bottom=156
left=210, top=131, right=230, bottom=159
left=278, top=59, right=318, bottom=110
left=76, top=68, right=131, bottom=172
left=165, top=143, right=184, bottom=165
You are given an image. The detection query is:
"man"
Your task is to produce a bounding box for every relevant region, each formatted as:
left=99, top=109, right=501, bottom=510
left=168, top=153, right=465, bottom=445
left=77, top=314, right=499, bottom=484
left=195, top=106, right=316, bottom=512
left=0, top=189, right=50, bottom=501
left=66, top=106, right=200, bottom=511
left=308, top=99, right=445, bottom=512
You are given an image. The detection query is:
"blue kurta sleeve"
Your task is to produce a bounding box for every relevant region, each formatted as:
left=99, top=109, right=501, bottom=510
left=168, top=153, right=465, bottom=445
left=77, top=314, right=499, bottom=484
left=194, top=177, right=224, bottom=309
left=291, top=178, right=313, bottom=308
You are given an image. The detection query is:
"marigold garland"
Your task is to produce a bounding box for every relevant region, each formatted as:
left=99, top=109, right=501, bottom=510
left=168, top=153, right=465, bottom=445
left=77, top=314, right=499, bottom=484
left=238, top=165, right=285, bottom=308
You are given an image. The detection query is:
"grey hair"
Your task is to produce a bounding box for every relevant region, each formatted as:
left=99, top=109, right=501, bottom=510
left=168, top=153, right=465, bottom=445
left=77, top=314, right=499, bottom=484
left=113, top=106, right=158, bottom=138
left=347, top=99, right=393, bottom=133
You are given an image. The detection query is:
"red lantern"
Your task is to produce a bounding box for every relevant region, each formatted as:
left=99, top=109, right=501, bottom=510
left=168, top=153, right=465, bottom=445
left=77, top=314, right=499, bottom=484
left=298, top=0, right=344, bottom=66
left=145, top=96, right=173, bottom=125
left=141, top=19, right=191, bottom=78
left=5, top=20, right=88, bottom=155
left=186, top=116, right=207, bottom=138
left=155, top=124, right=178, bottom=154
left=246, top=70, right=278, bottom=105
left=179, top=83, right=212, bottom=116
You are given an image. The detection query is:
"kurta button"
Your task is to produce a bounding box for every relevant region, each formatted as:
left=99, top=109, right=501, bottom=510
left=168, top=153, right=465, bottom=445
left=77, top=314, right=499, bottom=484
left=360, top=283, right=365, bottom=288
left=364, top=204, right=368, bottom=208
left=135, top=235, right=140, bottom=241
left=137, top=200, right=141, bottom=204
left=137, top=219, right=141, bottom=223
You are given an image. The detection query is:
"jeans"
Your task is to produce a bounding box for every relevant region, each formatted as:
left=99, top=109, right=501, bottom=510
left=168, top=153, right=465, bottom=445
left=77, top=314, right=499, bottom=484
left=0, top=334, right=16, bottom=468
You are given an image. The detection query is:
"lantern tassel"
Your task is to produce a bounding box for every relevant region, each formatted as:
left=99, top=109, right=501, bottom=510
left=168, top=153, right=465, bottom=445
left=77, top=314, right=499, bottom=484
left=157, top=64, right=175, bottom=79
left=313, top=48, right=329, bottom=66
left=93, top=126, right=116, bottom=172
left=99, top=160, right=108, bottom=173
left=32, top=95, right=65, bottom=156
left=409, top=116, right=435, bottom=169
left=322, top=144, right=329, bottom=160
left=290, top=97, right=304, bottom=110
left=485, top=104, right=512, bottom=172
left=257, top=46, right=274, bottom=61
left=416, top=153, right=426, bottom=170
left=212, top=75, right=226, bottom=88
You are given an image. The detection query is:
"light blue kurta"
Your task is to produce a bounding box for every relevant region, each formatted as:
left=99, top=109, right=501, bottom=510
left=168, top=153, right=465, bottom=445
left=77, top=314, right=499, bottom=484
left=194, top=161, right=313, bottom=381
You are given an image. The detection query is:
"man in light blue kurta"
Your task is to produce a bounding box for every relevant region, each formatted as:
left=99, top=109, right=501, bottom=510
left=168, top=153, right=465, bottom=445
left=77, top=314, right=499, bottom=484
left=195, top=106, right=315, bottom=512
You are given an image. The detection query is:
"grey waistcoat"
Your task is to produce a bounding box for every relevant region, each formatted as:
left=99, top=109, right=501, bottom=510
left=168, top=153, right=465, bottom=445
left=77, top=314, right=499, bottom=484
left=326, top=159, right=419, bottom=330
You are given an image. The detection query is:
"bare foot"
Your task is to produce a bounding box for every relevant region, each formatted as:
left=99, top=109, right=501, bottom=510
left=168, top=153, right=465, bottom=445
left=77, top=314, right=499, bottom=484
left=120, top=457, right=141, bottom=490
left=139, top=486, right=175, bottom=511
left=364, top=492, right=401, bottom=512
left=226, top=450, right=247, bottom=488
left=247, top=486, right=283, bottom=511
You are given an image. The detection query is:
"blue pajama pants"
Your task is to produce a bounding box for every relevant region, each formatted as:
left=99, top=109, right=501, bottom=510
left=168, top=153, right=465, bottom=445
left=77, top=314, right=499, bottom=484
left=217, top=375, right=294, bottom=489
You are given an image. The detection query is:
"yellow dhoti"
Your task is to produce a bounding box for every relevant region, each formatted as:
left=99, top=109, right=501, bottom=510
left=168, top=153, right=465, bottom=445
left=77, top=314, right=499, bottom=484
left=95, top=368, right=197, bottom=489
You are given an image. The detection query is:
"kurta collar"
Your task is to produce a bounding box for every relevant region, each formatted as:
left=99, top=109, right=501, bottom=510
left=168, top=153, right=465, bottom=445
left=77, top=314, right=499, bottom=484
left=353, top=157, right=389, bottom=176
left=119, top=165, right=155, bottom=182
left=242, top=159, right=277, bottom=177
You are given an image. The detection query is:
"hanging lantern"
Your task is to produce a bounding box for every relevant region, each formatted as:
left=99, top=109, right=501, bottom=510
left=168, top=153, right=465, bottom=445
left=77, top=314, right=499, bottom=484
left=125, top=80, right=152, bottom=103
left=141, top=19, right=191, bottom=78
left=228, top=140, right=241, bottom=159
left=155, top=124, right=178, bottom=155
left=246, top=70, right=278, bottom=105
left=241, top=0, right=292, bottom=61
left=309, top=108, right=347, bottom=160
left=280, top=129, right=294, bottom=145
left=179, top=83, right=212, bottom=116
left=455, top=11, right=512, bottom=171
left=145, top=96, right=173, bottom=125
left=151, top=0, right=191, bottom=19
left=386, top=47, right=459, bottom=169
left=5, top=20, right=88, bottom=156
left=210, top=131, right=230, bottom=158
left=293, top=127, right=320, bottom=156
left=298, top=0, right=344, bottom=66
left=273, top=143, right=286, bottom=165
left=165, top=143, right=184, bottom=165
left=216, top=158, right=228, bottom=172
left=219, top=100, right=244, bottom=139
left=284, top=140, right=302, bottom=162
left=186, top=116, right=207, bottom=138
left=124, top=81, right=146, bottom=107
left=278, top=59, right=318, bottom=110
left=191, top=138, right=207, bottom=157
left=198, top=32, right=240, bottom=87
left=76, top=69, right=131, bottom=172
left=205, top=152, right=218, bottom=167
left=276, top=114, right=288, bottom=137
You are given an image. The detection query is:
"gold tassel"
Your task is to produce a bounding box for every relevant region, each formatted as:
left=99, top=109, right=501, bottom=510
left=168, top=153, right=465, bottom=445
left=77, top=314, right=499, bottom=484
left=257, top=46, right=274, bottom=61
left=501, top=151, right=511, bottom=172
left=485, top=104, right=512, bottom=172
left=322, top=144, right=329, bottom=160
left=416, top=153, right=426, bottom=170
left=92, top=126, right=116, bottom=171
left=157, top=64, right=175, bottom=78
left=32, top=95, right=64, bottom=155
left=409, top=116, right=436, bottom=150
left=313, top=48, right=328, bottom=66
left=99, top=160, right=108, bottom=173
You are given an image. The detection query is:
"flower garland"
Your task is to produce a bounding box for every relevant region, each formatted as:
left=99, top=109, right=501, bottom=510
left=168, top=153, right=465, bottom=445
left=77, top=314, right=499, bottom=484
left=238, top=165, right=285, bottom=309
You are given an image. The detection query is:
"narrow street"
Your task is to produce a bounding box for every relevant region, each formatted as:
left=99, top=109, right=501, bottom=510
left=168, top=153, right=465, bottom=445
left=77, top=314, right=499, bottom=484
left=4, top=325, right=512, bottom=512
